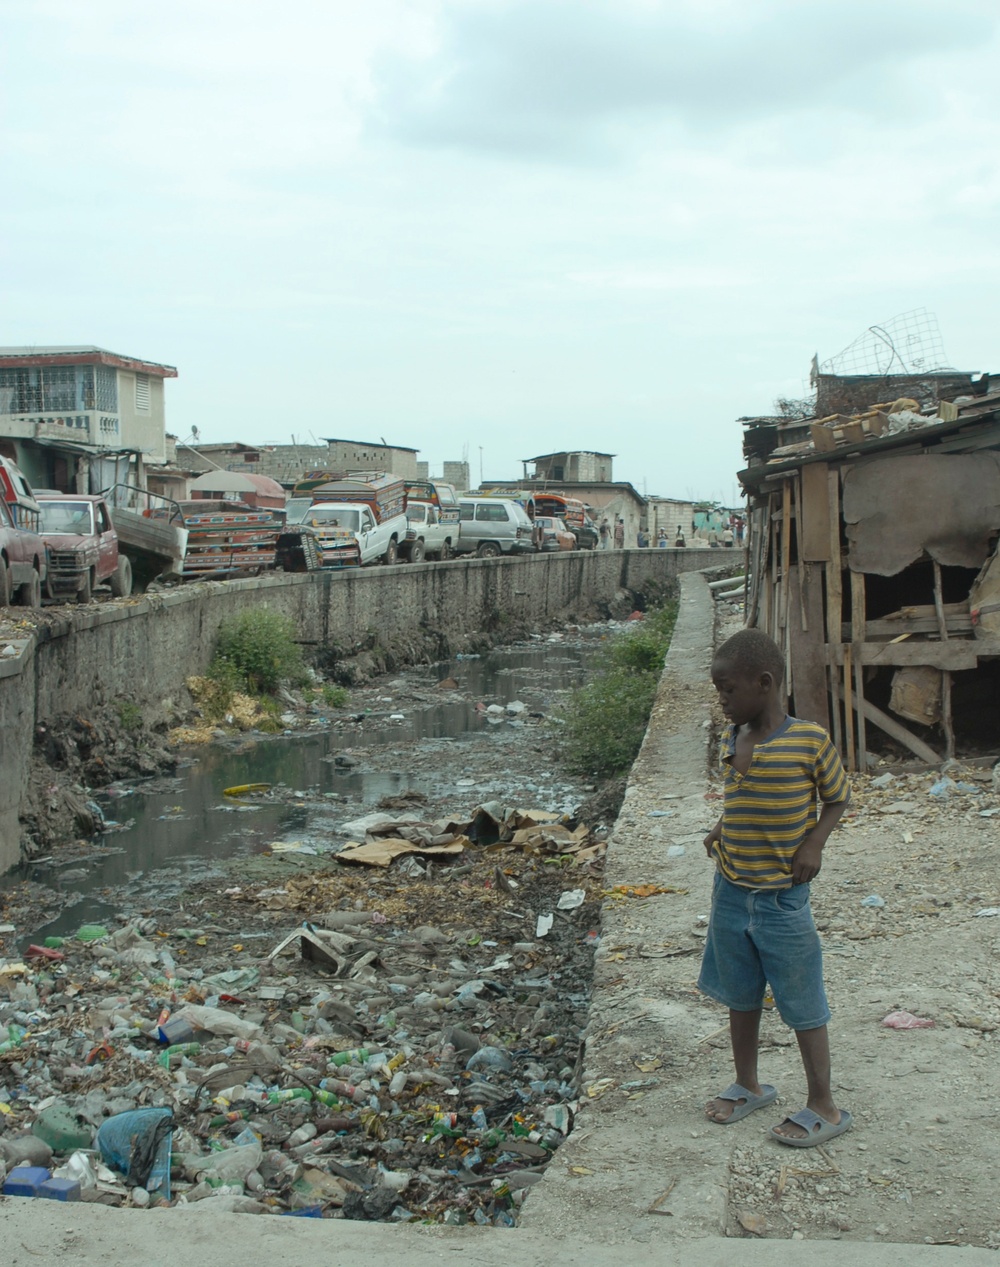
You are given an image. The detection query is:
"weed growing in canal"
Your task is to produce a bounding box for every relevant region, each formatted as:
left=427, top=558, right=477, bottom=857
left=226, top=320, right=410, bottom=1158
left=304, top=683, right=349, bottom=708
left=560, top=601, right=678, bottom=779
left=116, top=700, right=142, bottom=731
left=210, top=609, right=306, bottom=695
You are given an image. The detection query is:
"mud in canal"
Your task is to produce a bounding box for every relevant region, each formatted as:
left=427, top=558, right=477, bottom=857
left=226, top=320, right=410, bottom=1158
left=0, top=624, right=627, bottom=1224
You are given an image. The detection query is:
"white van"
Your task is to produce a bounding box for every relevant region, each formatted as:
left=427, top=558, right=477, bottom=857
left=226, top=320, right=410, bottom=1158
left=454, top=497, right=535, bottom=557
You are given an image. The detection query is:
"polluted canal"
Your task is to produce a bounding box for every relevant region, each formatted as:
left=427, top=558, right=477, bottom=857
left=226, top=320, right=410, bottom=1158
left=0, top=623, right=637, bottom=1224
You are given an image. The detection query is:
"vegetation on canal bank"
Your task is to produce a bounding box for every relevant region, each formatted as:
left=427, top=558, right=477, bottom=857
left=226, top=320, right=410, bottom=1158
left=560, top=601, right=678, bottom=779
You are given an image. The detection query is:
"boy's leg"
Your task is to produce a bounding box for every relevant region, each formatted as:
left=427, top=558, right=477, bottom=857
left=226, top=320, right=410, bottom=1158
left=771, top=1024, right=842, bottom=1139
left=705, top=1008, right=763, bottom=1122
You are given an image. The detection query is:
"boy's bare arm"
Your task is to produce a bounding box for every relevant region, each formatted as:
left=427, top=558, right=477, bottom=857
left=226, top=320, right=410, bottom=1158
left=791, top=800, right=848, bottom=883
left=703, top=817, right=723, bottom=856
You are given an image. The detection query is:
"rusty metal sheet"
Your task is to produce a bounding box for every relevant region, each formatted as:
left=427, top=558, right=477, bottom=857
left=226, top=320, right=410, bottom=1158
left=842, top=453, right=1000, bottom=576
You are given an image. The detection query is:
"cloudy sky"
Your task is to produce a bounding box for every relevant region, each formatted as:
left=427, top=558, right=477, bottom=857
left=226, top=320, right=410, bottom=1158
left=2, top=0, right=998, bottom=501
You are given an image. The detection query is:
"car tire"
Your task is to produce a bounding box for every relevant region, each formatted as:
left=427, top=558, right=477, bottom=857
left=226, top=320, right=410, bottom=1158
left=439, top=541, right=452, bottom=561
left=383, top=538, right=398, bottom=566
left=17, top=569, right=42, bottom=608
left=408, top=540, right=425, bottom=564
left=77, top=568, right=94, bottom=604
left=0, top=558, right=9, bottom=607
left=110, top=555, right=133, bottom=598
left=477, top=541, right=501, bottom=558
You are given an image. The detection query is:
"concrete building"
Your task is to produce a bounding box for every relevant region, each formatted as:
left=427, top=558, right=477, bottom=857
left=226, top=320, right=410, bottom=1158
left=0, top=345, right=176, bottom=494
left=188, top=437, right=419, bottom=486
left=646, top=496, right=694, bottom=544
left=442, top=460, right=470, bottom=491
left=524, top=451, right=614, bottom=483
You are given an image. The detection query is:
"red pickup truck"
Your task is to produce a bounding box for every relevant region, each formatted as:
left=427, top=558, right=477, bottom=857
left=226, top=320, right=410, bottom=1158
left=36, top=493, right=132, bottom=602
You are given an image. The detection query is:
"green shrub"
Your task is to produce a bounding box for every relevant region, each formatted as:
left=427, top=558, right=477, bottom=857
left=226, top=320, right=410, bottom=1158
left=117, top=700, right=142, bottom=731
left=322, top=683, right=348, bottom=708
left=210, top=608, right=305, bottom=695
left=559, top=602, right=677, bottom=779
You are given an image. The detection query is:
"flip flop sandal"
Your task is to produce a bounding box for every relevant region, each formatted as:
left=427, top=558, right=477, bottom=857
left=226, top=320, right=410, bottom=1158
left=708, top=1082, right=778, bottom=1124
left=771, top=1107, right=853, bottom=1147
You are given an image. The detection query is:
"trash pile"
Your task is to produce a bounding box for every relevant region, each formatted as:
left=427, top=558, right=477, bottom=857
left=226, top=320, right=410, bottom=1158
left=0, top=801, right=608, bottom=1222
left=767, top=397, right=959, bottom=463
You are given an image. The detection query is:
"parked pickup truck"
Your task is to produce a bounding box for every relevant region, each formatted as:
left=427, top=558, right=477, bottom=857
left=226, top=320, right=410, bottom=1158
left=36, top=493, right=132, bottom=602
left=0, top=456, right=47, bottom=607
left=399, top=500, right=458, bottom=562
left=0, top=497, right=47, bottom=607
left=307, top=474, right=407, bottom=566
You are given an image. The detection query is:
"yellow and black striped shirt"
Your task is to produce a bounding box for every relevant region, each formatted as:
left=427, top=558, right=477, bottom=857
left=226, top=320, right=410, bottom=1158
left=713, top=716, right=850, bottom=890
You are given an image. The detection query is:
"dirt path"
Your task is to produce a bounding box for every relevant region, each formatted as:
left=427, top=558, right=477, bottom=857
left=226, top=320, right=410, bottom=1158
left=524, top=573, right=1000, bottom=1250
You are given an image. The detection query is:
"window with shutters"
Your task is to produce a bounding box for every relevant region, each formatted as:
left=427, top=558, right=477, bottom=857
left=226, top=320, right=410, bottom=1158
left=135, top=373, right=150, bottom=412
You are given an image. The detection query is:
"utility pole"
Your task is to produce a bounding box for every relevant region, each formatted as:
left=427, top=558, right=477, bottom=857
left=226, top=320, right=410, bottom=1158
left=479, top=446, right=484, bottom=486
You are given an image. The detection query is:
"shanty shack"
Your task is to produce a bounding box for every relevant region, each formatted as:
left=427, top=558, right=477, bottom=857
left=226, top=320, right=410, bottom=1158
left=739, top=379, right=1000, bottom=770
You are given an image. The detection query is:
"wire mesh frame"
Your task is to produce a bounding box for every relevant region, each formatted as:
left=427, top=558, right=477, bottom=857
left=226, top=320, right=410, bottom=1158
left=820, top=309, right=952, bottom=377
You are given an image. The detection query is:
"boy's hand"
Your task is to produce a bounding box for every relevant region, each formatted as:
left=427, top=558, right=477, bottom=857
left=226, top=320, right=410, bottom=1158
left=703, top=822, right=722, bottom=857
left=791, top=836, right=824, bottom=884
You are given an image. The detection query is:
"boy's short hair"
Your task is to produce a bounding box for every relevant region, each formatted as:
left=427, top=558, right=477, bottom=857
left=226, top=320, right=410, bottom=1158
left=713, top=628, right=785, bottom=684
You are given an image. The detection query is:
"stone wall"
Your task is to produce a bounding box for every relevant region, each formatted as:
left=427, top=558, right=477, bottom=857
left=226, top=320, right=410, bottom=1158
left=0, top=548, right=725, bottom=869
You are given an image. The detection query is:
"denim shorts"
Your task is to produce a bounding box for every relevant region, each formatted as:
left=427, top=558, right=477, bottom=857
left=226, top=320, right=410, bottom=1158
left=697, top=870, right=830, bottom=1031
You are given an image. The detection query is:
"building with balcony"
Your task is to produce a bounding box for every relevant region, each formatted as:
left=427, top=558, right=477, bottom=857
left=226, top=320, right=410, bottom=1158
left=0, top=345, right=177, bottom=494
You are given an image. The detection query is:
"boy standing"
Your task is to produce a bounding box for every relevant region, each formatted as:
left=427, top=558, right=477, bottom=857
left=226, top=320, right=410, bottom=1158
left=699, top=629, right=852, bottom=1147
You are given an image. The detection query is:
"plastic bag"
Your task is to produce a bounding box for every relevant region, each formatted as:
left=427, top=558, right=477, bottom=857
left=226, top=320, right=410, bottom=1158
left=881, top=1010, right=934, bottom=1029
left=97, top=1107, right=174, bottom=1197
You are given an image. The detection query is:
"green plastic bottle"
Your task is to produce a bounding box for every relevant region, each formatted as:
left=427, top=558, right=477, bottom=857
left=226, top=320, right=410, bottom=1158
left=266, top=1088, right=313, bottom=1104
left=76, top=924, right=109, bottom=942
left=157, top=1042, right=201, bottom=1069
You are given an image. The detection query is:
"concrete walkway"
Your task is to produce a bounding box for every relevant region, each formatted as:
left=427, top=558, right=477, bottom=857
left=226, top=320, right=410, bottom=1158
left=1, top=1198, right=995, bottom=1267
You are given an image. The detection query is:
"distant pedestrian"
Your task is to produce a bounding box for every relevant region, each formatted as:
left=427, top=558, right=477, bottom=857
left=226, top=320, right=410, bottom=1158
left=674, top=528, right=686, bottom=548
left=613, top=518, right=625, bottom=549
left=599, top=518, right=611, bottom=550
left=657, top=529, right=668, bottom=548
left=709, top=528, right=720, bottom=548
left=636, top=529, right=648, bottom=548
left=723, top=526, right=734, bottom=547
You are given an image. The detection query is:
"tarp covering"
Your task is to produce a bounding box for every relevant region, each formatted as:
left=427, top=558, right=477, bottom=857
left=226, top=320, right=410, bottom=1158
left=843, top=453, right=1000, bottom=576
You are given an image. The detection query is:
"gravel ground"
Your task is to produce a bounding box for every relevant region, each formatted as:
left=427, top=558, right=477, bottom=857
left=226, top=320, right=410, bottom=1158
left=524, top=581, right=1000, bottom=1250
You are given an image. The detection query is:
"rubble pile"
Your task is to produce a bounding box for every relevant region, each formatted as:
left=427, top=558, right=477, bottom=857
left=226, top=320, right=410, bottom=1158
left=0, top=801, right=608, bottom=1223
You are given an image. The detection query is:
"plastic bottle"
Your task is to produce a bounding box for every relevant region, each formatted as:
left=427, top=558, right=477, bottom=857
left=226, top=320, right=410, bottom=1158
left=329, top=1047, right=370, bottom=1067
left=265, top=1088, right=313, bottom=1104
left=319, top=1078, right=366, bottom=1105
left=312, top=1089, right=343, bottom=1109
left=199, top=1140, right=262, bottom=1186
left=0, top=1023, right=27, bottom=1054
left=157, top=1042, right=201, bottom=1069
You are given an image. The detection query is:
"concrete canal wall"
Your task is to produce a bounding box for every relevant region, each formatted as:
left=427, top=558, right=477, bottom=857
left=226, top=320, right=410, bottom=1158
left=0, top=548, right=728, bottom=869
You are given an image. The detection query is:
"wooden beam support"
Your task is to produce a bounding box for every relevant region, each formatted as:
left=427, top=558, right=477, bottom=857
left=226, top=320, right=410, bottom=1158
left=932, top=560, right=957, bottom=762
left=828, top=642, right=981, bottom=669
left=832, top=679, right=942, bottom=766
left=851, top=569, right=868, bottom=772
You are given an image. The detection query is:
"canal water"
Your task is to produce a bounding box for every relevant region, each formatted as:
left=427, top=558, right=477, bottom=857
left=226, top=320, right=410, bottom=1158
left=13, top=633, right=604, bottom=943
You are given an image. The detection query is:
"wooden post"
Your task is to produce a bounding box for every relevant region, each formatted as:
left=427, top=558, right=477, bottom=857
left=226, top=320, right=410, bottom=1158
left=932, top=560, right=956, bottom=761
left=782, top=480, right=793, bottom=703
left=825, top=468, right=844, bottom=754
left=851, top=569, right=868, bottom=772
left=843, top=643, right=856, bottom=770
